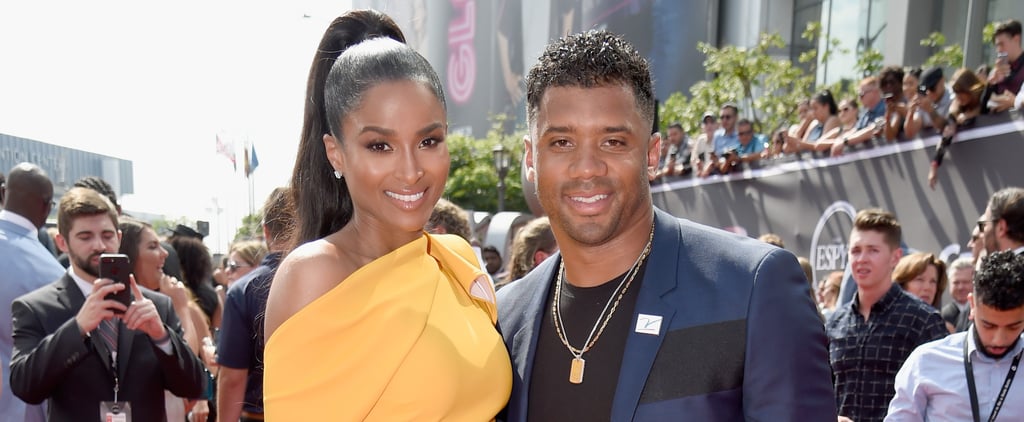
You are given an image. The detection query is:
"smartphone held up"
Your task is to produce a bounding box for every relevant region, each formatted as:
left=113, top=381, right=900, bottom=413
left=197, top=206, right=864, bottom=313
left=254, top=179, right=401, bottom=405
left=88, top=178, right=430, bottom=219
left=99, top=253, right=133, bottom=313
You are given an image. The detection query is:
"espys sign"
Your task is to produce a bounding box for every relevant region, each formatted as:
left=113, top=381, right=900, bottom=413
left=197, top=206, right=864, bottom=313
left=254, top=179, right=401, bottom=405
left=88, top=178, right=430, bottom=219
left=810, top=201, right=855, bottom=284
left=652, top=115, right=1024, bottom=282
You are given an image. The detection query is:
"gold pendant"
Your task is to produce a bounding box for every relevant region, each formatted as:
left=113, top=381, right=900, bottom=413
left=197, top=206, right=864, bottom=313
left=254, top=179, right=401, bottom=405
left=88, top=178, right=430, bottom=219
left=569, top=357, right=585, bottom=384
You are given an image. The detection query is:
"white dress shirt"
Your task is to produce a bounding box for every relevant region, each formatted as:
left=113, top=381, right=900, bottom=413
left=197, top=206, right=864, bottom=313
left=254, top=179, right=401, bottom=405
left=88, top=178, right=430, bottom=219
left=885, top=326, right=1024, bottom=421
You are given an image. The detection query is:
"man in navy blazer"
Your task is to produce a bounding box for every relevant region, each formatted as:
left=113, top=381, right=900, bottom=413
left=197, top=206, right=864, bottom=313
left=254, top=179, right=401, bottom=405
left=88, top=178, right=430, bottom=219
left=0, top=163, right=64, bottom=422
left=496, top=30, right=837, bottom=421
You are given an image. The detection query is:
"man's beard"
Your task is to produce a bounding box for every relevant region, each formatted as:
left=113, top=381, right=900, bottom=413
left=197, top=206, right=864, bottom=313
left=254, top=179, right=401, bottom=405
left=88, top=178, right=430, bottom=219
left=974, top=325, right=1022, bottom=359
left=72, top=252, right=101, bottom=278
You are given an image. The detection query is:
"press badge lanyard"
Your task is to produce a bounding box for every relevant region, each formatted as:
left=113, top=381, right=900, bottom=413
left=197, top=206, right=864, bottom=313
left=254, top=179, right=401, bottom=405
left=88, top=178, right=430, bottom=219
left=963, top=336, right=1022, bottom=422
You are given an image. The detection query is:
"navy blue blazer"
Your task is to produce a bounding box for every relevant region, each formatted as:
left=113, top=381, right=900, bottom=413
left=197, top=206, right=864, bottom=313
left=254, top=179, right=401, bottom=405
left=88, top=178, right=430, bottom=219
left=497, top=209, right=837, bottom=421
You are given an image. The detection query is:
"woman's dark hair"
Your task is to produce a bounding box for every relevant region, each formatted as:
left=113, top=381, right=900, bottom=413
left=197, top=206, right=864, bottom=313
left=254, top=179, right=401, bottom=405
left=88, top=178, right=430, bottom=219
left=169, top=235, right=218, bottom=321
left=117, top=217, right=150, bottom=270
left=905, top=66, right=922, bottom=81
left=289, top=9, right=446, bottom=248
left=813, top=89, right=838, bottom=115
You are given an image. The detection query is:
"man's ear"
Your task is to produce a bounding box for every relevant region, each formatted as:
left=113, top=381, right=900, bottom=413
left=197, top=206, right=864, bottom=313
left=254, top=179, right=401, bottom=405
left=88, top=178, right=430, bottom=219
left=968, top=292, right=975, bottom=321
left=55, top=233, right=68, bottom=254
left=524, top=135, right=537, bottom=183
left=647, top=132, right=662, bottom=181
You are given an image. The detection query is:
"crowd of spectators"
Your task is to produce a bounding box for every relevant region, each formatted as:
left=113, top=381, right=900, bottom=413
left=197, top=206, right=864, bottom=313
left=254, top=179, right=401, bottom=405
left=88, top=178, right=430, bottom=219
left=655, top=19, right=1024, bottom=191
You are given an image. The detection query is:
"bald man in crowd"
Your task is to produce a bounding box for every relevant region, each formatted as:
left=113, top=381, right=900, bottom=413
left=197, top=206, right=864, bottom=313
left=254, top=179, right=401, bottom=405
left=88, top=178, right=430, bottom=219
left=0, top=163, right=65, bottom=422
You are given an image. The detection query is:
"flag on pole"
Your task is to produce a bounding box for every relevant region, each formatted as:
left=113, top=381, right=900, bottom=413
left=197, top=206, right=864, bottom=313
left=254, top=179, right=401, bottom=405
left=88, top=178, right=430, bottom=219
left=243, top=145, right=251, bottom=177
left=216, top=135, right=237, bottom=171
left=248, top=144, right=260, bottom=176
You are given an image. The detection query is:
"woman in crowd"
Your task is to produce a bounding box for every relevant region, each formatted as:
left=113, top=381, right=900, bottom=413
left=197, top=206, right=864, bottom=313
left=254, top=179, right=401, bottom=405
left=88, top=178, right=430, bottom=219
left=809, top=97, right=861, bottom=154
left=787, top=98, right=815, bottom=140
left=786, top=90, right=840, bottom=153
left=119, top=218, right=214, bottom=421
left=500, top=216, right=557, bottom=288
left=817, top=271, right=844, bottom=319
left=691, top=113, right=718, bottom=177
left=804, top=90, right=840, bottom=143
left=224, top=239, right=267, bottom=286
left=902, top=66, right=922, bottom=102
left=927, top=68, right=994, bottom=189
left=263, top=9, right=511, bottom=420
left=893, top=252, right=948, bottom=315
left=169, top=235, right=221, bottom=329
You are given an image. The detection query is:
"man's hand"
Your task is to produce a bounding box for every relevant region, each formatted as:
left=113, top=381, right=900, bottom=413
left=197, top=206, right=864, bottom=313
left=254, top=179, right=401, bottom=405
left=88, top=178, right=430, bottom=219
left=989, top=61, right=1010, bottom=84
left=915, top=94, right=935, bottom=114
left=123, top=275, right=167, bottom=341
left=75, top=278, right=129, bottom=335
left=989, top=91, right=1015, bottom=112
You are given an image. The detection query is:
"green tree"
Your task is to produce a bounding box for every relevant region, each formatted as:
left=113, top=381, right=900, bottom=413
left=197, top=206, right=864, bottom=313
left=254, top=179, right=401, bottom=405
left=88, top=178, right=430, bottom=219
left=854, top=48, right=884, bottom=79
left=234, top=213, right=262, bottom=242
left=444, top=115, right=528, bottom=213
left=921, top=32, right=964, bottom=70
left=661, top=32, right=813, bottom=138
left=983, top=22, right=997, bottom=44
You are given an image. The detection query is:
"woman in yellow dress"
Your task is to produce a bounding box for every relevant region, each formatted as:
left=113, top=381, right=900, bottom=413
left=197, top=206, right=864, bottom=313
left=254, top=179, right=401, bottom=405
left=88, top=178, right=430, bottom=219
left=263, top=9, right=511, bottom=421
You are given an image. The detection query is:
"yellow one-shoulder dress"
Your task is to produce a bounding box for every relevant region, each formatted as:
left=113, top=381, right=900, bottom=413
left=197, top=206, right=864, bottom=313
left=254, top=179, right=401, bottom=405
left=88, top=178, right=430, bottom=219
left=264, top=233, right=512, bottom=421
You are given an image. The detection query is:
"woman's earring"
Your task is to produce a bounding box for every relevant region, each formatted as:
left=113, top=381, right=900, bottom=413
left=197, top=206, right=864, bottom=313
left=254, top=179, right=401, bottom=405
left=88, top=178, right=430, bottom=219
left=334, top=170, right=343, bottom=179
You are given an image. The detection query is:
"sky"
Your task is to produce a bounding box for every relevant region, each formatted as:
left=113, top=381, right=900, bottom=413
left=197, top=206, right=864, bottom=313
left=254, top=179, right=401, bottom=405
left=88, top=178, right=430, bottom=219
left=0, top=1, right=355, bottom=252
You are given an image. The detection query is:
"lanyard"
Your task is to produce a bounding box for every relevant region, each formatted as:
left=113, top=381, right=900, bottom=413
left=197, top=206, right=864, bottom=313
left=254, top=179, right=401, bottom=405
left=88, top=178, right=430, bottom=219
left=963, top=334, right=1022, bottom=422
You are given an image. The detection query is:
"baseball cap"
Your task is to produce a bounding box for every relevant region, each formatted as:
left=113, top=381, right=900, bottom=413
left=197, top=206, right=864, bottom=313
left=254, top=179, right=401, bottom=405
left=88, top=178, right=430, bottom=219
left=702, top=112, right=716, bottom=124
left=919, top=67, right=943, bottom=92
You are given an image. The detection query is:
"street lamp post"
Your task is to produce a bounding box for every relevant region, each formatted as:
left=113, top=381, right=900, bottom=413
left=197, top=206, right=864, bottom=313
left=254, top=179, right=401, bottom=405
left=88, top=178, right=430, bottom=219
left=492, top=144, right=511, bottom=212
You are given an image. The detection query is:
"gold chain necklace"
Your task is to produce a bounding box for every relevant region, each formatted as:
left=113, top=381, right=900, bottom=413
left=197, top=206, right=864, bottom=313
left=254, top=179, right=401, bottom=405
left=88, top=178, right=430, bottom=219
left=551, top=223, right=655, bottom=384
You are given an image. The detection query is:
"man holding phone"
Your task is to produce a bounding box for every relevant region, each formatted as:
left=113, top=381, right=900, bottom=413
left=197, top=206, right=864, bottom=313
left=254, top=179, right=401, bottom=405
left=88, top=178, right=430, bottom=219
left=988, top=19, right=1023, bottom=111
left=905, top=67, right=953, bottom=139
left=9, top=187, right=206, bottom=422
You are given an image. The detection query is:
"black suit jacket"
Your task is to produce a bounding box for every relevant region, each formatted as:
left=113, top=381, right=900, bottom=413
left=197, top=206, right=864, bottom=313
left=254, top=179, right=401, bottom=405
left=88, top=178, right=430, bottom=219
left=941, top=301, right=971, bottom=333
left=10, top=274, right=207, bottom=422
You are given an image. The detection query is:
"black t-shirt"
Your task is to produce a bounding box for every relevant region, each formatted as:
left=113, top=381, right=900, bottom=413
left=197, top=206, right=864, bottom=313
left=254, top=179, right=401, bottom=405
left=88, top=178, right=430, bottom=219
left=527, top=258, right=647, bottom=422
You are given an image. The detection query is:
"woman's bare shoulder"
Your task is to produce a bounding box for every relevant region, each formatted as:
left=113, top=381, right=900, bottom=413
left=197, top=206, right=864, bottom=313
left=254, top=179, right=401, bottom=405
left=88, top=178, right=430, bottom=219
left=265, top=240, right=348, bottom=338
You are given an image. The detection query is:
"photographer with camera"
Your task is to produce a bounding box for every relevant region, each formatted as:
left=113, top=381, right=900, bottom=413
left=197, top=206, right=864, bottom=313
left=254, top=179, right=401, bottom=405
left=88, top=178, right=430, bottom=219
left=719, top=119, right=766, bottom=174
left=905, top=67, right=953, bottom=139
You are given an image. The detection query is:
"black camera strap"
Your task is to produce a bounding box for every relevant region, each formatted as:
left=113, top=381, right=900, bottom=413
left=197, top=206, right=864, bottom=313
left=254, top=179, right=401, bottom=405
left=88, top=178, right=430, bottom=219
left=963, top=333, right=1022, bottom=422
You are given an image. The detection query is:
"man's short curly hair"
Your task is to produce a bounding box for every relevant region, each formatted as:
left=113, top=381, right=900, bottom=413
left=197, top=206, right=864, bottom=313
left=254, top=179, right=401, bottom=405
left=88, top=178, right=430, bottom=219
left=526, top=30, right=655, bottom=127
left=974, top=250, right=1024, bottom=310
